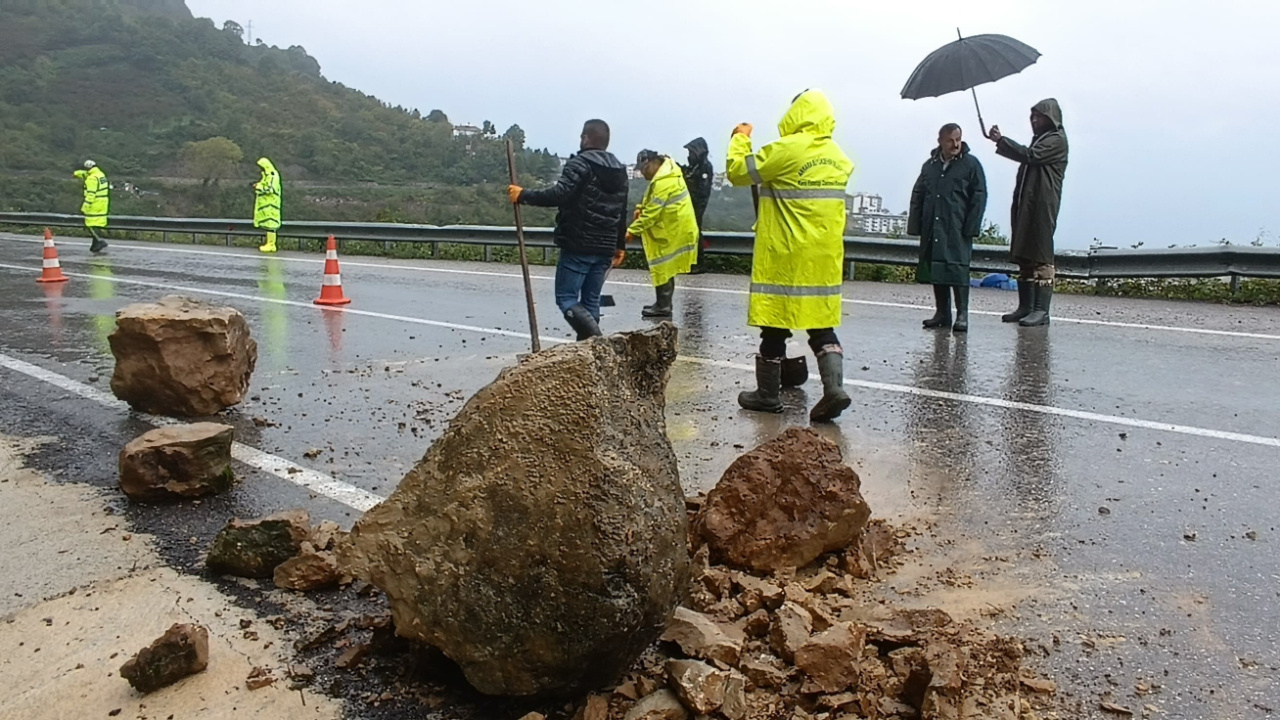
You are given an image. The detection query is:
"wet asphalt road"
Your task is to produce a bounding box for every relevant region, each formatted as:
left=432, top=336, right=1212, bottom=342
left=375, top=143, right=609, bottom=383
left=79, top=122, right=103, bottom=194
left=0, top=231, right=1277, bottom=718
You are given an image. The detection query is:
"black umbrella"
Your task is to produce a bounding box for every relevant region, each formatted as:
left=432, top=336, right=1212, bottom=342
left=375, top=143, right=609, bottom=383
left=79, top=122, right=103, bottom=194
left=901, top=29, right=1041, bottom=138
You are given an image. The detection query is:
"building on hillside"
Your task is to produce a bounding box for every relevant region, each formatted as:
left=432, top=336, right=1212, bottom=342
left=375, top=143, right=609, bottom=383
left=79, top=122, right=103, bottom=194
left=452, top=124, right=482, bottom=138
left=846, top=193, right=908, bottom=236
left=712, top=172, right=727, bottom=190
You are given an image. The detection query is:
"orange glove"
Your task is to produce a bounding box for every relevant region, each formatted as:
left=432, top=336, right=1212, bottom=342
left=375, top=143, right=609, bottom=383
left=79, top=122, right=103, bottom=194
left=732, top=123, right=754, bottom=138
left=612, top=250, right=626, bottom=268
left=507, top=185, right=523, bottom=204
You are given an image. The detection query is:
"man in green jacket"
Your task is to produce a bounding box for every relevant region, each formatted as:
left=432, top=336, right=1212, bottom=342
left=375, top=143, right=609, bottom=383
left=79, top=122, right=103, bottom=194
left=908, top=123, right=988, bottom=332
left=253, top=157, right=282, bottom=253
left=989, top=99, right=1069, bottom=327
left=76, top=160, right=109, bottom=253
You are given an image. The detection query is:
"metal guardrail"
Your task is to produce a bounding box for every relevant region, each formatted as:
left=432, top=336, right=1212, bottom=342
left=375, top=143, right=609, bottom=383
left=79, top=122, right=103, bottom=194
left=3, top=212, right=1279, bottom=281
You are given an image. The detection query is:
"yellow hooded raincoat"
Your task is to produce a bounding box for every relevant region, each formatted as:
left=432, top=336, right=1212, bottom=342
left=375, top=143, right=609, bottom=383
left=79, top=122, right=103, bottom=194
left=726, top=90, right=853, bottom=329
left=627, top=156, right=699, bottom=287
left=254, top=158, right=282, bottom=231
left=79, top=166, right=109, bottom=229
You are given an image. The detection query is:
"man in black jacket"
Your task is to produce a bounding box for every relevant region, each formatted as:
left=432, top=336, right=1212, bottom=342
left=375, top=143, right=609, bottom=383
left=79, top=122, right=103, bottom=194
left=509, top=120, right=630, bottom=340
left=681, top=137, right=714, bottom=272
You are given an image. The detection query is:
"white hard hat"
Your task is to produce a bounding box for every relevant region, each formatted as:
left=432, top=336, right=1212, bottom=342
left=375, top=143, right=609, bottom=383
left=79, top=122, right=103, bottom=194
left=83, top=160, right=96, bottom=169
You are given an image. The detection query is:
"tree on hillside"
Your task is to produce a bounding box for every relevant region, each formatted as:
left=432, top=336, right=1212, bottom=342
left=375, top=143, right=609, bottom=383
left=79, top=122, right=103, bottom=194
left=180, top=137, right=244, bottom=186
left=504, top=124, right=526, bottom=151
left=482, top=120, right=496, bottom=136
left=427, top=109, right=449, bottom=124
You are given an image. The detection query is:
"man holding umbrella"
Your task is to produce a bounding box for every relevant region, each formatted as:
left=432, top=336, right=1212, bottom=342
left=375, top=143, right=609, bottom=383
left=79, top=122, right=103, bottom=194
left=988, top=99, right=1069, bottom=327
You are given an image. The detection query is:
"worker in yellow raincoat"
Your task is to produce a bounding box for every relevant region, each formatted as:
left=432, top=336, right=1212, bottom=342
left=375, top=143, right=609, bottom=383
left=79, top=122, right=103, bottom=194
left=626, top=150, right=699, bottom=318
left=75, top=160, right=109, bottom=253
left=725, top=89, right=855, bottom=423
left=253, top=157, right=282, bottom=253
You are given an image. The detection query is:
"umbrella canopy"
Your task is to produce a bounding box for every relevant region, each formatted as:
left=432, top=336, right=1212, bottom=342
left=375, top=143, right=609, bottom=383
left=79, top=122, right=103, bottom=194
left=901, top=34, right=1041, bottom=100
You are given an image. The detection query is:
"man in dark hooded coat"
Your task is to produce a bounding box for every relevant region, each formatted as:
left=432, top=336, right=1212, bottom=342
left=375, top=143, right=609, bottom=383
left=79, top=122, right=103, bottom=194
left=989, top=98, right=1069, bottom=327
left=681, top=137, right=714, bottom=272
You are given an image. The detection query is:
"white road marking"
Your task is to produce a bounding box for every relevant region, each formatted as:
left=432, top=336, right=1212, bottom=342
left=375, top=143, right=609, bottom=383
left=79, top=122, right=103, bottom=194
left=3, top=262, right=1277, bottom=450
left=5, top=235, right=1277, bottom=342
left=0, top=352, right=385, bottom=512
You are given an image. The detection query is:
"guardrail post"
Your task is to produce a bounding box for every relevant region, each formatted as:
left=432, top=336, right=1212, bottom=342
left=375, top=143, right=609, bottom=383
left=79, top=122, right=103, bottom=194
left=225, top=234, right=231, bottom=247
left=431, top=242, right=438, bottom=258
left=383, top=240, right=391, bottom=254
left=845, top=260, right=856, bottom=279
left=1230, top=274, right=1242, bottom=297
left=484, top=245, right=493, bottom=263
left=543, top=247, right=551, bottom=264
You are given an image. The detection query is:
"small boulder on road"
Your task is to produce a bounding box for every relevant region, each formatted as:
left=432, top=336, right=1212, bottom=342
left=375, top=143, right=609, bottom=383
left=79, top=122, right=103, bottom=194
left=118, top=423, right=235, bottom=501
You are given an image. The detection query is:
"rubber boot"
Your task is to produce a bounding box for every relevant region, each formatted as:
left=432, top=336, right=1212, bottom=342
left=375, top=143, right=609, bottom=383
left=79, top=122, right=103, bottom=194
left=88, top=232, right=107, bottom=254
left=564, top=303, right=603, bottom=341
left=952, top=284, right=970, bottom=333
left=642, top=279, right=674, bottom=318
left=738, top=356, right=784, bottom=414
left=1019, top=285, right=1053, bottom=327
left=781, top=356, right=809, bottom=388
left=258, top=231, right=277, bottom=254
left=922, top=284, right=951, bottom=329
left=1002, top=282, right=1033, bottom=323
left=809, top=347, right=852, bottom=423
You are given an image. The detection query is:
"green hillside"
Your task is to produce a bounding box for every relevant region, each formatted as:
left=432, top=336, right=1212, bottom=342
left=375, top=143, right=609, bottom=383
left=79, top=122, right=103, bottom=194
left=0, top=0, right=559, bottom=185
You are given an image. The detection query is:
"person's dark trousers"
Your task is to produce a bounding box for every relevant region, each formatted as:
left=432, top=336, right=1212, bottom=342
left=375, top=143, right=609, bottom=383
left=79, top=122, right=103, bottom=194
left=88, top=227, right=107, bottom=253
left=745, top=327, right=850, bottom=422
left=759, top=327, right=839, bottom=359
left=555, top=250, right=612, bottom=338
left=690, top=209, right=708, bottom=273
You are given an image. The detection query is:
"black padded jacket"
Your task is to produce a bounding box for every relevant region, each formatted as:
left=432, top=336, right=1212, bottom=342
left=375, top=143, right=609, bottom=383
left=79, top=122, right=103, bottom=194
left=519, top=149, right=630, bottom=256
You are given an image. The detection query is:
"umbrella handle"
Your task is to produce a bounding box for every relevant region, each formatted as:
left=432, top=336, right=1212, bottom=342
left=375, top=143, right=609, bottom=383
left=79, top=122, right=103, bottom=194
left=970, top=86, right=989, bottom=139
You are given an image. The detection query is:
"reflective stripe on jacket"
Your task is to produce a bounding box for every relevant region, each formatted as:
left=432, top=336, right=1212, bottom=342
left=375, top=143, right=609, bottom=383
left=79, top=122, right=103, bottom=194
left=726, top=90, right=854, bottom=330
left=627, top=157, right=699, bottom=287
left=80, top=167, right=109, bottom=229
left=254, top=158, right=282, bottom=231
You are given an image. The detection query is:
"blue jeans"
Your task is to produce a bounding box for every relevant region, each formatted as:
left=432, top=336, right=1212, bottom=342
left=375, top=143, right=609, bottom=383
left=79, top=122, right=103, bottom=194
left=555, top=251, right=613, bottom=320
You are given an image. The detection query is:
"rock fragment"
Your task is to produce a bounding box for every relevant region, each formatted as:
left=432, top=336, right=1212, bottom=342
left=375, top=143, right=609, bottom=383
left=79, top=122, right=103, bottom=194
left=623, top=689, right=689, bottom=720
left=665, top=659, right=727, bottom=714
left=660, top=607, right=744, bottom=667
left=109, top=295, right=257, bottom=416
left=119, top=624, right=209, bottom=693
left=207, top=510, right=310, bottom=578
left=118, top=423, right=235, bottom=501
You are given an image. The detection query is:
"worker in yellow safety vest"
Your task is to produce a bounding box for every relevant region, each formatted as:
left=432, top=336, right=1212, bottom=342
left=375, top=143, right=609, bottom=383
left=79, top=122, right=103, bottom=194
left=725, top=89, right=855, bottom=423
left=626, top=149, right=700, bottom=318
left=75, top=160, right=110, bottom=253
left=253, top=157, right=282, bottom=253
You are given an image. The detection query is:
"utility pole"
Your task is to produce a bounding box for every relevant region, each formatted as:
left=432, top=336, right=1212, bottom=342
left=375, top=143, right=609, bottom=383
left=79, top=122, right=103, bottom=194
left=246, top=20, right=254, bottom=45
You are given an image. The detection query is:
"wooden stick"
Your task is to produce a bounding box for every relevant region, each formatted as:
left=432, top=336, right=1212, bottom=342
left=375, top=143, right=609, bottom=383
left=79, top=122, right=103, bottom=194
left=506, top=139, right=541, bottom=354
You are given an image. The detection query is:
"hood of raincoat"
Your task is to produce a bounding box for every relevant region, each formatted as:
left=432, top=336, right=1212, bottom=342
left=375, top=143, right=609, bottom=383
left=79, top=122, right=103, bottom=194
left=778, top=89, right=837, bottom=138
left=684, top=137, right=709, bottom=162
left=654, top=156, right=682, bottom=182
left=1032, top=98, right=1064, bottom=131
left=257, top=157, right=277, bottom=173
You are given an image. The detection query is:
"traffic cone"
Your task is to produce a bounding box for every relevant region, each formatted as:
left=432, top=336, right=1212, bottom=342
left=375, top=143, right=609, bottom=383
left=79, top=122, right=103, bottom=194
left=314, top=235, right=351, bottom=306
left=37, top=228, right=70, bottom=284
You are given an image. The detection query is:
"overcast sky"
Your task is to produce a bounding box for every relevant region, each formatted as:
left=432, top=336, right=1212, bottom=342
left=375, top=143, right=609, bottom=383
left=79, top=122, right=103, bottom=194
left=189, top=0, right=1278, bottom=249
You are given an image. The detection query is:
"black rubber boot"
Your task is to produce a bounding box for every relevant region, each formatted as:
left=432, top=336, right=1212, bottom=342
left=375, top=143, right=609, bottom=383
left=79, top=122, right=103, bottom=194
left=922, top=284, right=951, bottom=329
left=642, top=279, right=675, bottom=318
left=1002, top=282, right=1034, bottom=323
left=1019, top=285, right=1053, bottom=327
left=781, top=356, right=809, bottom=388
left=89, top=232, right=107, bottom=254
left=952, top=284, right=970, bottom=333
left=738, top=356, right=784, bottom=414
left=809, top=347, right=852, bottom=423
left=564, top=304, right=603, bottom=341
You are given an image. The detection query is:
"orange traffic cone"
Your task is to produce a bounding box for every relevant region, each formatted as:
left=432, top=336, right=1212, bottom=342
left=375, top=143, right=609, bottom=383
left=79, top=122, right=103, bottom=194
left=37, top=228, right=70, bottom=284
left=314, top=235, right=351, bottom=306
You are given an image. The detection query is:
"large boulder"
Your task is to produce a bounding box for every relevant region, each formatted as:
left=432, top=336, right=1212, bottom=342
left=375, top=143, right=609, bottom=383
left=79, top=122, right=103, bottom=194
left=693, top=428, right=871, bottom=573
left=118, top=423, right=235, bottom=501
left=339, top=325, right=690, bottom=696
left=109, top=295, right=257, bottom=417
